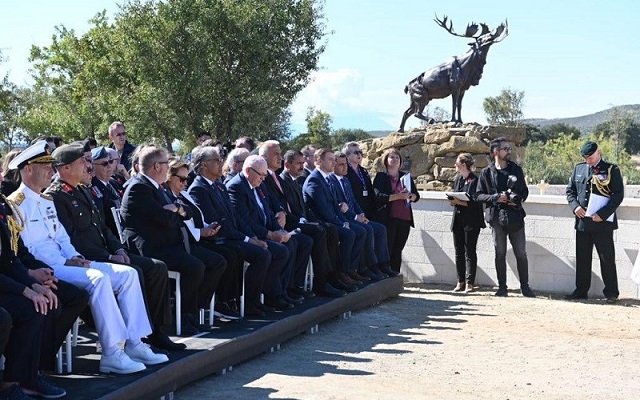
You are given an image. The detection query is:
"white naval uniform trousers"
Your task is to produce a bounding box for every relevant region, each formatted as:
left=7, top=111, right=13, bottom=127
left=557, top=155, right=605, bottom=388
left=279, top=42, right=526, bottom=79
left=13, top=184, right=152, bottom=349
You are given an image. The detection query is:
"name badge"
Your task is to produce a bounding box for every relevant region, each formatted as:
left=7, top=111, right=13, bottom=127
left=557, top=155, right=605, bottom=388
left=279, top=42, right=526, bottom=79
left=362, top=190, right=368, bottom=197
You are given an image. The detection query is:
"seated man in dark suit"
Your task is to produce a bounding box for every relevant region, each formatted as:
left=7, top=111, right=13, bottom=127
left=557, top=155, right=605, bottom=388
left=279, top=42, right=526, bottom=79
left=280, top=150, right=353, bottom=296
left=260, top=142, right=346, bottom=298
left=120, top=145, right=227, bottom=335
left=331, top=152, right=396, bottom=279
left=302, top=149, right=368, bottom=287
left=187, top=146, right=276, bottom=317
left=46, top=142, right=184, bottom=350
left=226, top=155, right=309, bottom=310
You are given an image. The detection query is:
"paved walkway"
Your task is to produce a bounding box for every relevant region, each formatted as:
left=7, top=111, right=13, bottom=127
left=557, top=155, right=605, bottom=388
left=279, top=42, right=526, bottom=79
left=177, top=284, right=640, bottom=400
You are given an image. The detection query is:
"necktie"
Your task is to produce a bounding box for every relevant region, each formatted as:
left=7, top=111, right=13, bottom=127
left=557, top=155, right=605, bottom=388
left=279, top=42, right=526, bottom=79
left=340, top=179, right=351, bottom=205
left=254, top=188, right=267, bottom=225
left=271, top=172, right=291, bottom=212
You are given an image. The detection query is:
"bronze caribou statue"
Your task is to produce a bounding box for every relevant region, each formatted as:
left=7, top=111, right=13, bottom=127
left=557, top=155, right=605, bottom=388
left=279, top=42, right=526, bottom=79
left=398, top=16, right=508, bottom=132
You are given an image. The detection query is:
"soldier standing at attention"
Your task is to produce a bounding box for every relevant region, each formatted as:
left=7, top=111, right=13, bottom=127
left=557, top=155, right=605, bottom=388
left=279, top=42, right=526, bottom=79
left=565, top=141, right=624, bottom=302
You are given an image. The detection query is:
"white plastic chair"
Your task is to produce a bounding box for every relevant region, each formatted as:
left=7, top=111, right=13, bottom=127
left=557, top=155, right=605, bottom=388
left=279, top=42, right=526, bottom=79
left=56, top=318, right=80, bottom=374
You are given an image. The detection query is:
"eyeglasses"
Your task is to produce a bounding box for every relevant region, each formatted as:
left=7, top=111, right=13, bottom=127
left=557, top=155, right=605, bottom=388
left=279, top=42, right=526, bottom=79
left=206, top=158, right=222, bottom=163
left=83, top=157, right=93, bottom=163
left=94, top=159, right=116, bottom=167
left=352, top=150, right=363, bottom=155
left=173, top=175, right=189, bottom=183
left=499, top=146, right=512, bottom=152
left=114, top=132, right=127, bottom=137
left=250, top=166, right=267, bottom=178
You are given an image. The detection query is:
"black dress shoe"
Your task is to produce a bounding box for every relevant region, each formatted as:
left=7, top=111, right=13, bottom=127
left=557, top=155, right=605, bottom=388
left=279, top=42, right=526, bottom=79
left=214, top=302, right=241, bottom=320
left=146, top=331, right=187, bottom=351
left=245, top=304, right=266, bottom=317
left=379, top=265, right=399, bottom=277
left=319, top=283, right=347, bottom=298
left=333, top=278, right=358, bottom=292
left=360, top=268, right=384, bottom=281
left=371, top=266, right=389, bottom=279
left=285, top=290, right=305, bottom=302
left=284, top=294, right=304, bottom=306
left=564, top=292, right=588, bottom=300
left=265, top=297, right=295, bottom=311
left=605, top=297, right=618, bottom=304
left=255, top=302, right=275, bottom=312
left=494, top=287, right=508, bottom=297
left=179, top=319, right=200, bottom=336
left=521, top=286, right=536, bottom=298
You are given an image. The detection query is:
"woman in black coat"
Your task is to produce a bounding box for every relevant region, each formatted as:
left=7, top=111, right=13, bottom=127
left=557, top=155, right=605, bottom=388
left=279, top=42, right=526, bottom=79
left=448, top=153, right=485, bottom=292
left=372, top=148, right=420, bottom=273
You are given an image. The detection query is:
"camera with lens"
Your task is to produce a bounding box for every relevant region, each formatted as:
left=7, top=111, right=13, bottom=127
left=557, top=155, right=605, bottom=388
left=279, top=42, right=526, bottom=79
left=501, top=175, right=522, bottom=205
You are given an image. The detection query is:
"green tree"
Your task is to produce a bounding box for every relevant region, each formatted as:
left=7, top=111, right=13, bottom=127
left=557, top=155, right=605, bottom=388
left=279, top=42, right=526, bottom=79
left=483, top=88, right=525, bottom=126
left=330, top=128, right=372, bottom=150
left=592, top=106, right=640, bottom=155
left=525, top=122, right=582, bottom=144
left=304, top=107, right=332, bottom=147
left=24, top=0, right=327, bottom=148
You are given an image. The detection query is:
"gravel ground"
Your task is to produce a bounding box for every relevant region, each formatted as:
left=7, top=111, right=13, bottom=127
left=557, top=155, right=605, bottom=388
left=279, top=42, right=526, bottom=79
left=177, top=284, right=640, bottom=400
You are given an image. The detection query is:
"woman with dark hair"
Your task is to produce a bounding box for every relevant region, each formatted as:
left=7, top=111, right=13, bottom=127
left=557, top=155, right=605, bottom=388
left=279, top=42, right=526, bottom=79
left=1, top=150, right=22, bottom=197
left=448, top=153, right=485, bottom=292
left=372, top=148, right=420, bottom=274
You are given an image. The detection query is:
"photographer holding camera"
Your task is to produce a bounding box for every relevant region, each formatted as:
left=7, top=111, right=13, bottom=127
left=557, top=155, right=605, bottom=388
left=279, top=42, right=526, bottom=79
left=476, top=137, right=535, bottom=298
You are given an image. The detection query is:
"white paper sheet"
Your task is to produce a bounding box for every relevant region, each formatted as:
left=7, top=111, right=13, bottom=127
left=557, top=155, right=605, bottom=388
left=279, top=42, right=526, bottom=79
left=585, top=193, right=614, bottom=222
left=445, top=192, right=470, bottom=201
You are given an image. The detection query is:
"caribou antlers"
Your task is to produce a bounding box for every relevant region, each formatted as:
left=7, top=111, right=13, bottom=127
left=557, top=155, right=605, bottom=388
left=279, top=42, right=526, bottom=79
left=434, top=14, right=507, bottom=42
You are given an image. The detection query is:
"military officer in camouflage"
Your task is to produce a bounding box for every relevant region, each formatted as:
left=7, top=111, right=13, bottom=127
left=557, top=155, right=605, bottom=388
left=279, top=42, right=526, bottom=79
left=565, top=141, right=624, bottom=302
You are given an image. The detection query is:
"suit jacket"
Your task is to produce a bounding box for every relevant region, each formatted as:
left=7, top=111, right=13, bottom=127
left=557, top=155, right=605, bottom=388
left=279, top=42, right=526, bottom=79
left=46, top=179, right=124, bottom=262
left=264, top=171, right=299, bottom=230
left=450, top=173, right=486, bottom=231
left=566, top=159, right=623, bottom=232
left=120, top=174, right=190, bottom=255
left=0, top=200, right=38, bottom=295
left=302, top=169, right=347, bottom=226
left=372, top=171, right=420, bottom=227
left=226, top=173, right=280, bottom=239
left=90, top=176, right=122, bottom=237
left=187, top=175, right=247, bottom=242
left=346, top=164, right=376, bottom=218
left=279, top=171, right=312, bottom=222
left=476, top=161, right=528, bottom=225
left=296, top=167, right=312, bottom=187
left=328, top=174, right=362, bottom=220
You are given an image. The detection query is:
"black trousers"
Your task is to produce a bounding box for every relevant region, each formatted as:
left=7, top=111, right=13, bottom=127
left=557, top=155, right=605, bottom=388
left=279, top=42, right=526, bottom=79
left=40, top=280, right=88, bottom=371
left=0, top=293, right=52, bottom=386
left=224, top=240, right=271, bottom=306
left=452, top=223, right=481, bottom=284
left=128, top=254, right=172, bottom=329
left=286, top=233, right=313, bottom=289
left=575, top=230, right=619, bottom=298
left=145, top=244, right=227, bottom=316
left=197, top=240, right=243, bottom=303
left=386, top=217, right=412, bottom=273
left=297, top=223, right=332, bottom=291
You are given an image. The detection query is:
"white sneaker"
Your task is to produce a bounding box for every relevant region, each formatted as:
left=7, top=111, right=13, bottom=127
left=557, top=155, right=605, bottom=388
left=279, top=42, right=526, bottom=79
left=125, top=342, right=169, bottom=365
left=100, top=349, right=147, bottom=374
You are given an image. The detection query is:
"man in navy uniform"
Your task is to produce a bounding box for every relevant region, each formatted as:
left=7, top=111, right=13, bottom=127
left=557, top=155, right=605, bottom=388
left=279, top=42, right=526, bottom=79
left=565, top=141, right=624, bottom=302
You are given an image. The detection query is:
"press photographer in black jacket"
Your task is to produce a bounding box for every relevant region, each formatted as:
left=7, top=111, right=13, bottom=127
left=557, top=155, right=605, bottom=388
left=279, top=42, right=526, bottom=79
left=476, top=137, right=535, bottom=298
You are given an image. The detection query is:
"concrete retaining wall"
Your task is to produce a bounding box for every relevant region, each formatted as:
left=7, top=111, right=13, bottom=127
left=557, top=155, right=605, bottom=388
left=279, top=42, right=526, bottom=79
left=402, top=192, right=640, bottom=299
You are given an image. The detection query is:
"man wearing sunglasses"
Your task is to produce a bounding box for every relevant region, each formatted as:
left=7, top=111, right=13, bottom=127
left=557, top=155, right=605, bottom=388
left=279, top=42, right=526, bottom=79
left=90, top=147, right=122, bottom=237
left=108, top=121, right=137, bottom=173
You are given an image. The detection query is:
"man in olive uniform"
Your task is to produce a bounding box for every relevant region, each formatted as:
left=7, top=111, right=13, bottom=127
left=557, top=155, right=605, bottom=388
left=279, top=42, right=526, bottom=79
left=565, top=141, right=624, bottom=302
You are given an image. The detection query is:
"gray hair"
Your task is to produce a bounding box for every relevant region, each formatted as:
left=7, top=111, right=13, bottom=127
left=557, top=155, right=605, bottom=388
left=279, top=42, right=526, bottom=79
left=242, top=154, right=267, bottom=173
left=258, top=140, right=280, bottom=157
left=192, top=145, right=221, bottom=174
left=225, top=147, right=249, bottom=170
left=342, top=142, right=360, bottom=155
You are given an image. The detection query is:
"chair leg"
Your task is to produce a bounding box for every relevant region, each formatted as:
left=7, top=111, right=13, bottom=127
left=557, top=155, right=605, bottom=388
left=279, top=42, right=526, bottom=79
left=209, top=294, right=216, bottom=327
left=175, top=275, right=182, bottom=336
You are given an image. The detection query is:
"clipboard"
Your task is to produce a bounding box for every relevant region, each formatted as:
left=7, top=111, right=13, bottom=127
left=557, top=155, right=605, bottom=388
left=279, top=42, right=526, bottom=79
left=445, top=192, right=470, bottom=201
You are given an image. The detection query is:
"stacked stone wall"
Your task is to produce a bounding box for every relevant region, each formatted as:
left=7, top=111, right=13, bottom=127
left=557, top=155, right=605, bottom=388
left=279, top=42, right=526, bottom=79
left=359, top=123, right=526, bottom=191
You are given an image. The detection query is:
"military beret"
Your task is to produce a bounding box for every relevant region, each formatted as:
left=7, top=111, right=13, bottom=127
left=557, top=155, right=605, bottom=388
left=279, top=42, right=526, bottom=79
left=580, top=141, right=598, bottom=157
left=7, top=140, right=55, bottom=170
left=52, top=141, right=91, bottom=166
left=91, top=146, right=109, bottom=161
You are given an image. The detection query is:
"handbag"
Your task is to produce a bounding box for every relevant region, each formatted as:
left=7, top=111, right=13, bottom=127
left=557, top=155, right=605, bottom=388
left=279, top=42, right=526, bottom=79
left=497, top=206, right=524, bottom=233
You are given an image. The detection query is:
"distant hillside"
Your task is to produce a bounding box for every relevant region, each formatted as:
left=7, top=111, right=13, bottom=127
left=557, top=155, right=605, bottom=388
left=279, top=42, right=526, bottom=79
left=367, top=130, right=392, bottom=138
left=524, top=104, right=640, bottom=133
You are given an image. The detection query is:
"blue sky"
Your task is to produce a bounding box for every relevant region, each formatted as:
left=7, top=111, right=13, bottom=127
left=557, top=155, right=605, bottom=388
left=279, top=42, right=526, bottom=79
left=1, top=0, right=639, bottom=134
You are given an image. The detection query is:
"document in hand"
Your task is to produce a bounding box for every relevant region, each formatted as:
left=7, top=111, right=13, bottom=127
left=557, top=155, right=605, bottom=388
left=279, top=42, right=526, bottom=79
left=401, top=173, right=412, bottom=204
left=585, top=193, right=614, bottom=222
left=445, top=192, right=470, bottom=201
